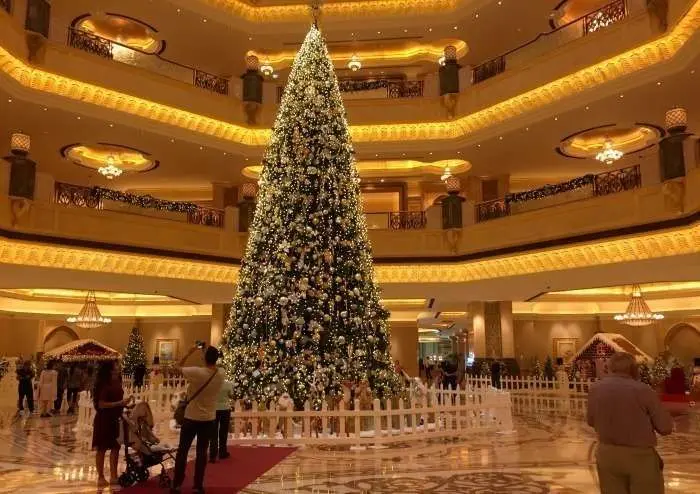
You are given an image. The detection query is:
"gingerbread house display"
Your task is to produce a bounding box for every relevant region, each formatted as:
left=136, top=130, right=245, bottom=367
left=44, top=339, right=120, bottom=363
left=568, top=333, right=652, bottom=380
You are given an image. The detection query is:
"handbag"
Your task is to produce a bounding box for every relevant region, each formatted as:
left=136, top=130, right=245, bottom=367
left=174, top=369, right=218, bottom=426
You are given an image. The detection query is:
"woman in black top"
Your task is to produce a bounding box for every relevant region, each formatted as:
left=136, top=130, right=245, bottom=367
left=92, top=361, right=131, bottom=487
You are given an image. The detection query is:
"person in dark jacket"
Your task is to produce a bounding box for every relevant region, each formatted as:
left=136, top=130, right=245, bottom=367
left=133, top=363, right=147, bottom=388
left=16, top=360, right=35, bottom=414
left=491, top=360, right=502, bottom=389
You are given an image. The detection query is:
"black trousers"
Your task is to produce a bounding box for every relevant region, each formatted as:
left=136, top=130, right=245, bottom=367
left=210, top=409, right=231, bottom=460
left=67, top=388, right=79, bottom=410
left=18, top=382, right=34, bottom=412
left=173, top=418, right=214, bottom=490
left=54, top=388, right=65, bottom=412
left=491, top=374, right=501, bottom=389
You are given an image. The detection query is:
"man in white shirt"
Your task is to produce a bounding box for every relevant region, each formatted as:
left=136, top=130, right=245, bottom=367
left=209, top=373, right=233, bottom=463
left=171, top=345, right=224, bottom=494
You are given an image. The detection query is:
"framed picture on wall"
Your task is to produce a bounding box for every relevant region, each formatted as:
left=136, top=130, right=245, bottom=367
left=156, top=339, right=179, bottom=363
left=553, top=338, right=578, bottom=362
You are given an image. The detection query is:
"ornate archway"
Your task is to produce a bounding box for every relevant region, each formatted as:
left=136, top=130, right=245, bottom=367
left=664, top=323, right=700, bottom=364
left=43, top=325, right=79, bottom=352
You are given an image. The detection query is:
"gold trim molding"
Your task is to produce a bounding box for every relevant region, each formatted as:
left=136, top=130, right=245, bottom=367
left=0, top=238, right=239, bottom=284
left=176, top=0, right=465, bottom=23
left=1, top=222, right=697, bottom=285
left=0, top=2, right=699, bottom=146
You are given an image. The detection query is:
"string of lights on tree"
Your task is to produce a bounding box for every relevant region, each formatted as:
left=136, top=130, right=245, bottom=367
left=220, top=23, right=402, bottom=409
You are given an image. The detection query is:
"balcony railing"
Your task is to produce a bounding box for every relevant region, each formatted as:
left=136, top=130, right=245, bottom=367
left=67, top=28, right=229, bottom=96
left=54, top=182, right=224, bottom=228
left=276, top=79, right=424, bottom=103
left=366, top=211, right=427, bottom=230
left=471, top=0, right=628, bottom=85
left=475, top=165, right=641, bottom=223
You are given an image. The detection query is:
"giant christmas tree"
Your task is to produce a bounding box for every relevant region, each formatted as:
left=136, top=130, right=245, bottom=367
left=221, top=23, right=402, bottom=408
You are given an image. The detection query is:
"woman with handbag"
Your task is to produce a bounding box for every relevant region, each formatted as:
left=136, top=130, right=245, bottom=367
left=171, top=344, right=224, bottom=494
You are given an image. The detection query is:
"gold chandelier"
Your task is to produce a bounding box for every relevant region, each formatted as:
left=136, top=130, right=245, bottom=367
left=67, top=291, right=112, bottom=329
left=98, top=154, right=123, bottom=180
left=595, top=138, right=624, bottom=165
left=614, top=285, right=664, bottom=327
left=348, top=53, right=362, bottom=71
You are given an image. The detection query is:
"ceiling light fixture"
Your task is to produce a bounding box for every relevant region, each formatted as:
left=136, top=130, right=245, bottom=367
left=348, top=53, right=362, bottom=71
left=441, top=165, right=453, bottom=182
left=98, top=154, right=123, bottom=180
left=595, top=138, right=624, bottom=165
left=614, top=284, right=664, bottom=327
left=260, top=61, right=274, bottom=76
left=438, top=55, right=446, bottom=66
left=66, top=291, right=112, bottom=329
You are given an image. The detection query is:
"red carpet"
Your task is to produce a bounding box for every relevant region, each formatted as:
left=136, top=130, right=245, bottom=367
left=124, top=446, right=296, bottom=493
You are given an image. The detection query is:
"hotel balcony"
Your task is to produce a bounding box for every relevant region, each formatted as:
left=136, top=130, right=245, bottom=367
left=0, top=0, right=695, bottom=152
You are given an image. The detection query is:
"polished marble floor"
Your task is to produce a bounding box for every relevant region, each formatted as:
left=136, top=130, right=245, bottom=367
left=0, top=410, right=698, bottom=493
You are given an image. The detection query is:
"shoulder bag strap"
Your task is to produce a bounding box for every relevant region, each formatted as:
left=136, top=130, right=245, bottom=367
left=185, top=369, right=218, bottom=405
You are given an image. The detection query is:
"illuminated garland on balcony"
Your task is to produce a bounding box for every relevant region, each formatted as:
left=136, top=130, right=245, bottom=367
left=506, top=174, right=595, bottom=204
left=93, top=187, right=202, bottom=213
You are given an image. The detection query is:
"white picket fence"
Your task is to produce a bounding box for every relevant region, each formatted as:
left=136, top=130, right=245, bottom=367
left=74, top=382, right=513, bottom=447
left=0, top=359, right=18, bottom=427
left=229, top=386, right=513, bottom=447
left=464, top=375, right=593, bottom=417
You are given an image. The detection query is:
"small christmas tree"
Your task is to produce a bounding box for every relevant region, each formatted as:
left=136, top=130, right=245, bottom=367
left=543, top=356, right=556, bottom=380
left=533, top=358, right=544, bottom=379
left=123, top=327, right=147, bottom=376
left=650, top=355, right=670, bottom=387
left=0, top=357, right=8, bottom=382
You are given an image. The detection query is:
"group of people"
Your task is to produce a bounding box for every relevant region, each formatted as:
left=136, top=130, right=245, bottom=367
left=16, top=358, right=93, bottom=416
left=418, top=356, right=459, bottom=389
left=89, top=344, right=231, bottom=493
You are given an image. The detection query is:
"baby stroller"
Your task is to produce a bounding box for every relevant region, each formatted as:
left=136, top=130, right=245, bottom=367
left=118, top=401, right=177, bottom=488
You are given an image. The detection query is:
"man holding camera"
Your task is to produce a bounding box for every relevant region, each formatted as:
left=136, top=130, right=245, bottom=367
left=171, top=342, right=224, bottom=494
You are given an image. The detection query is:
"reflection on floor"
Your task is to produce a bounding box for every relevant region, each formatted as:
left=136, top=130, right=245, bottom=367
left=0, top=412, right=698, bottom=493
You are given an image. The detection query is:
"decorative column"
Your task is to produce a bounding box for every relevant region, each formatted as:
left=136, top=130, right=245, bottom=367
left=468, top=301, right=514, bottom=358
left=659, top=107, right=691, bottom=181
left=389, top=322, right=419, bottom=377
left=25, top=0, right=51, bottom=62
left=5, top=133, right=36, bottom=200
left=647, top=0, right=669, bottom=33
left=241, top=55, right=263, bottom=125
left=238, top=182, right=257, bottom=232
left=441, top=176, right=465, bottom=229
left=210, top=304, right=231, bottom=346
left=439, top=45, right=460, bottom=119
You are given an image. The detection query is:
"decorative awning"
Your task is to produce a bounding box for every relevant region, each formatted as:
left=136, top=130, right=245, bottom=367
left=44, top=338, right=121, bottom=362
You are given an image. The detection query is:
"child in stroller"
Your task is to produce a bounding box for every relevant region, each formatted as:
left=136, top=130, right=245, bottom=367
left=118, top=401, right=177, bottom=488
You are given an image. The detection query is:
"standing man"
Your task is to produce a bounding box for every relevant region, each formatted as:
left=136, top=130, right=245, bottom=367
left=171, top=345, right=224, bottom=494
left=16, top=359, right=35, bottom=415
left=210, top=369, right=233, bottom=463
left=587, top=352, right=673, bottom=494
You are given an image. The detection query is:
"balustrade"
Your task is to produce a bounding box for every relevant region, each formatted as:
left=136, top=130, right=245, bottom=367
left=471, top=0, right=629, bottom=84
left=366, top=211, right=426, bottom=230
left=277, top=78, right=424, bottom=103
left=53, top=182, right=224, bottom=228
left=475, top=165, right=641, bottom=223
left=584, top=0, right=627, bottom=34
left=66, top=28, right=229, bottom=96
